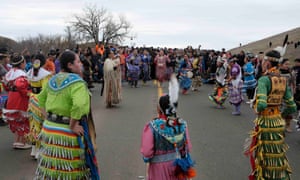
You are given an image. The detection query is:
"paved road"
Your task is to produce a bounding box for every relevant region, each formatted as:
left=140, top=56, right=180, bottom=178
left=0, top=81, right=299, bottom=180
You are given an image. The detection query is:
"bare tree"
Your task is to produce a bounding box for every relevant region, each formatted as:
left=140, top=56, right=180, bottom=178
left=69, top=4, right=133, bottom=46
left=70, top=5, right=108, bottom=44
left=64, top=26, right=77, bottom=48
left=102, top=14, right=132, bottom=45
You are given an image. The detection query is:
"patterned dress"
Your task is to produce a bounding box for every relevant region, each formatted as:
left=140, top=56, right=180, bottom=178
left=228, top=79, right=243, bottom=105
left=26, top=67, right=51, bottom=145
left=141, top=54, right=151, bottom=83
left=36, top=73, right=99, bottom=179
left=243, top=61, right=257, bottom=96
left=208, top=63, right=228, bottom=106
left=3, top=68, right=30, bottom=137
left=104, top=57, right=122, bottom=106
left=245, top=68, right=296, bottom=180
left=141, top=115, right=194, bottom=180
left=179, top=60, right=192, bottom=91
left=155, top=55, right=168, bottom=82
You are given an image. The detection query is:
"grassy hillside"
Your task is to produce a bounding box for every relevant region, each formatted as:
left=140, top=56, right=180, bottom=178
left=229, top=27, right=300, bottom=61
left=0, top=36, right=18, bottom=50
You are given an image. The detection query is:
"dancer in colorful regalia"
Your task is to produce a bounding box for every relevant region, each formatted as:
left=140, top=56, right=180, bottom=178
left=35, top=50, right=99, bottom=180
left=244, top=35, right=297, bottom=180
left=178, top=54, right=193, bottom=94
left=26, top=54, right=51, bottom=159
left=191, top=54, right=202, bottom=91
left=103, top=50, right=122, bottom=107
left=208, top=55, right=228, bottom=108
left=141, top=74, right=196, bottom=180
left=228, top=59, right=243, bottom=115
left=154, top=49, right=170, bottom=87
left=3, top=54, right=31, bottom=149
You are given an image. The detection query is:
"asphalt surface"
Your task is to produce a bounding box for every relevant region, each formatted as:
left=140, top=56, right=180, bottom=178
left=0, top=81, right=299, bottom=180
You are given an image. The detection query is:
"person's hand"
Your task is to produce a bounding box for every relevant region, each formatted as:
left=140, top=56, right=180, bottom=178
left=71, top=123, right=84, bottom=136
left=70, top=120, right=84, bottom=136
left=41, top=109, right=47, bottom=118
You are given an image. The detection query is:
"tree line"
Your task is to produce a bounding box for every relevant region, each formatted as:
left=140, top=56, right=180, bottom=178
left=1, top=4, right=132, bottom=54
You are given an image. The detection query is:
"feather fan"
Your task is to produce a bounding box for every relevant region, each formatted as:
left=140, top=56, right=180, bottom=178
left=169, top=73, right=179, bottom=107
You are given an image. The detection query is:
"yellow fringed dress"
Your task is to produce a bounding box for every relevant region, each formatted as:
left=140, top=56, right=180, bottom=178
left=26, top=68, right=51, bottom=145
left=245, top=68, right=296, bottom=180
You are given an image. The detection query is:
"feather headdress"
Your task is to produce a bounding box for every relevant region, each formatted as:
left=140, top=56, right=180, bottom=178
left=268, top=34, right=288, bottom=63
left=274, top=34, right=289, bottom=57
left=169, top=73, right=179, bottom=110
left=158, top=73, right=180, bottom=118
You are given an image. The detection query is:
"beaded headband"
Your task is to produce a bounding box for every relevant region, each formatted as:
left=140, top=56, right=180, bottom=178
left=11, top=56, right=25, bottom=65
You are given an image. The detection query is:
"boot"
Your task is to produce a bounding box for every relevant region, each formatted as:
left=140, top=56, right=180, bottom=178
left=236, top=104, right=241, bottom=115
left=35, top=148, right=40, bottom=160
left=30, top=146, right=36, bottom=157
left=232, top=105, right=240, bottom=115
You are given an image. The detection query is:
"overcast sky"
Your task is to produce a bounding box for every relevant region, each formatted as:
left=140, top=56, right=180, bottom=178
left=0, top=0, right=299, bottom=50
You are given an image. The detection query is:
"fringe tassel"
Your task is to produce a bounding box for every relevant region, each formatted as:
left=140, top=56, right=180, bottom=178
left=247, top=113, right=291, bottom=179
left=173, top=152, right=196, bottom=179
left=36, top=166, right=90, bottom=180
left=35, top=126, right=90, bottom=180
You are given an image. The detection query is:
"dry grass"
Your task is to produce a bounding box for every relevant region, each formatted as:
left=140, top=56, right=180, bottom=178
left=229, top=27, right=300, bottom=61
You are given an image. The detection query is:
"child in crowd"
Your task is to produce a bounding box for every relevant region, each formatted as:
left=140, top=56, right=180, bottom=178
left=228, top=64, right=243, bottom=115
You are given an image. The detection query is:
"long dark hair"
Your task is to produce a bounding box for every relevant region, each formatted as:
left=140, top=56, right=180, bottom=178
left=59, top=50, right=76, bottom=73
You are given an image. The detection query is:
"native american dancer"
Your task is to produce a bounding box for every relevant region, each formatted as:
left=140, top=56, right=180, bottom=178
left=228, top=62, right=243, bottom=115
left=103, top=50, right=122, bottom=107
left=125, top=49, right=141, bottom=87
left=141, top=74, right=196, bottom=180
left=3, top=54, right=31, bottom=149
left=245, top=36, right=297, bottom=180
left=26, top=54, right=51, bottom=159
left=208, top=56, right=228, bottom=109
left=141, top=50, right=151, bottom=85
left=178, top=54, right=193, bottom=94
left=35, top=51, right=99, bottom=180
left=127, top=58, right=140, bottom=88
left=243, top=53, right=257, bottom=104
left=191, top=55, right=202, bottom=91
left=154, top=50, right=170, bottom=87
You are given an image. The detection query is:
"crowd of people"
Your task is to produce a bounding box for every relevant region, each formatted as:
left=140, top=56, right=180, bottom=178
left=205, top=36, right=300, bottom=179
left=0, top=38, right=300, bottom=179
